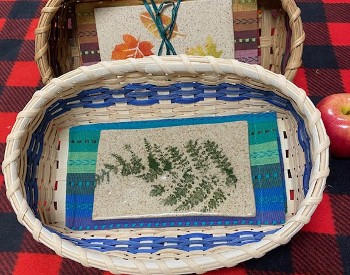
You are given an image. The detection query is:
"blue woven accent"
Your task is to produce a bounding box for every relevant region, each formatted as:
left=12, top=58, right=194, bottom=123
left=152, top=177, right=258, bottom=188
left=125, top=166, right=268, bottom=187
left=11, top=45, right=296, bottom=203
left=47, top=227, right=278, bottom=253
left=24, top=82, right=312, bottom=253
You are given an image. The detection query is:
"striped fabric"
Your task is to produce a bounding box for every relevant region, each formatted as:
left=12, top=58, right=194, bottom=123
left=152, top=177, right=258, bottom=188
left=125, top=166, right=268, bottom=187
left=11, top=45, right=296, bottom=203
left=233, top=0, right=259, bottom=64
left=65, top=111, right=286, bottom=230
left=76, top=2, right=104, bottom=65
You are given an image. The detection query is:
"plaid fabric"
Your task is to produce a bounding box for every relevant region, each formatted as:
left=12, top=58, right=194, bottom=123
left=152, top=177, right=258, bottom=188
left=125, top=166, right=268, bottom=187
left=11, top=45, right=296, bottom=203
left=0, top=0, right=349, bottom=274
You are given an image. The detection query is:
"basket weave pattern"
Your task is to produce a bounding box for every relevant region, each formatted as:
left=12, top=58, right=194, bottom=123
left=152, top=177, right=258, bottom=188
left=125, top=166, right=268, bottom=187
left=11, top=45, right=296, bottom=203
left=3, top=56, right=328, bottom=275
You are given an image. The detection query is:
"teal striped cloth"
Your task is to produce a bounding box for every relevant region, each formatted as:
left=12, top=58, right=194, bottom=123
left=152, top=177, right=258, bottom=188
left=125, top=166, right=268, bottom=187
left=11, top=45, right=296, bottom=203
left=66, top=112, right=286, bottom=230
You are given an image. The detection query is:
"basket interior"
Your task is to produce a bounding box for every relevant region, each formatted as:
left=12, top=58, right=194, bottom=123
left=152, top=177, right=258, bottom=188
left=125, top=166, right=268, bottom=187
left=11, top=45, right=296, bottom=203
left=46, top=0, right=289, bottom=79
left=18, top=76, right=312, bottom=255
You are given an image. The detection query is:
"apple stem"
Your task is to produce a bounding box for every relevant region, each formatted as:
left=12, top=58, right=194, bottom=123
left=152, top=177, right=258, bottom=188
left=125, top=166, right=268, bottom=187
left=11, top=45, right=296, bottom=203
left=341, top=106, right=350, bottom=115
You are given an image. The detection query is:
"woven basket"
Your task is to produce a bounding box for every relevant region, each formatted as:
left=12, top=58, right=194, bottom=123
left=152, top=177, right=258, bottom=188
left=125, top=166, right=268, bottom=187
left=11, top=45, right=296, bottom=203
left=3, top=56, right=328, bottom=275
left=35, top=0, right=305, bottom=84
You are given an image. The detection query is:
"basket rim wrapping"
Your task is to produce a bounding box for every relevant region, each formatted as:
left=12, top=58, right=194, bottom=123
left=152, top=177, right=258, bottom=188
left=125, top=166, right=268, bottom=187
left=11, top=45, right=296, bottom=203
left=2, top=55, right=329, bottom=275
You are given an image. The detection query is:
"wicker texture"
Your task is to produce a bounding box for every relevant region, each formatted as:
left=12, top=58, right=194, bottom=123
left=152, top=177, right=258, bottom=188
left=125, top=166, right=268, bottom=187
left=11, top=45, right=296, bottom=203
left=34, top=0, right=305, bottom=84
left=3, top=56, right=328, bottom=275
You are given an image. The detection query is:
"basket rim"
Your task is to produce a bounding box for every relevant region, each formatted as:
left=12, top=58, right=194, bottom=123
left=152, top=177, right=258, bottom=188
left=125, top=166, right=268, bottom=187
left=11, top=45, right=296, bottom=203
left=2, top=55, right=328, bottom=275
left=34, top=0, right=305, bottom=84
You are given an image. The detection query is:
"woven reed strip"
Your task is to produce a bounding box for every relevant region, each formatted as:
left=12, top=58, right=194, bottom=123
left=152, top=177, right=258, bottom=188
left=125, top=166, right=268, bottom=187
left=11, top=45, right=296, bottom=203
left=280, top=113, right=306, bottom=217
left=259, top=9, right=273, bottom=71
left=3, top=56, right=328, bottom=275
left=272, top=11, right=287, bottom=74
left=37, top=121, right=60, bottom=225
left=35, top=0, right=304, bottom=84
left=48, top=221, right=281, bottom=239
left=281, top=0, right=305, bottom=80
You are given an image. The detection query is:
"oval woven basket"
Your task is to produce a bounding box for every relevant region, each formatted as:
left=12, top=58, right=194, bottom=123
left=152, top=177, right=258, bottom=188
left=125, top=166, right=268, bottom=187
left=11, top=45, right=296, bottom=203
left=3, top=56, right=328, bottom=275
left=35, top=0, right=305, bottom=84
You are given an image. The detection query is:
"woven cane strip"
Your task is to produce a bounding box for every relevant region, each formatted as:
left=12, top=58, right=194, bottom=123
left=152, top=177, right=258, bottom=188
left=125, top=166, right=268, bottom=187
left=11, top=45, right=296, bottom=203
left=3, top=56, right=328, bottom=274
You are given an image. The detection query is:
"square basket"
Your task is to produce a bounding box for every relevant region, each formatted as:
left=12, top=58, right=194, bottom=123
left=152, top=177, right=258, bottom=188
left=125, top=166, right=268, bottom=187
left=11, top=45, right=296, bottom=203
left=2, top=55, right=329, bottom=275
left=35, top=0, right=304, bottom=84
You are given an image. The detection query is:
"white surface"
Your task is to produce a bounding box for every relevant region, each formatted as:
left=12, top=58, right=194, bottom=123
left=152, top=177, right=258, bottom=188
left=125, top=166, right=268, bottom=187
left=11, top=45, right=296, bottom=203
left=93, top=121, right=255, bottom=220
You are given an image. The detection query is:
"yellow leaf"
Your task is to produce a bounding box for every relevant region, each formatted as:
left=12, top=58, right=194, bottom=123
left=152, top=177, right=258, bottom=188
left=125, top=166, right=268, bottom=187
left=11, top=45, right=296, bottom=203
left=186, top=36, right=223, bottom=58
left=140, top=11, right=185, bottom=39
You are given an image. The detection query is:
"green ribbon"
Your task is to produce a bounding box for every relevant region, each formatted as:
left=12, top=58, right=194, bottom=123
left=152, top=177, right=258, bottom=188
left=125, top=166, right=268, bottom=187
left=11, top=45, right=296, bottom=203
left=143, top=0, right=181, bottom=56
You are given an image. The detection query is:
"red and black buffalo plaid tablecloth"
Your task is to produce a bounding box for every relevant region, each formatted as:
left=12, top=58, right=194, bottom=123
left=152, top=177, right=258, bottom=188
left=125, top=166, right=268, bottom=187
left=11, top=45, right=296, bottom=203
left=1, top=0, right=350, bottom=274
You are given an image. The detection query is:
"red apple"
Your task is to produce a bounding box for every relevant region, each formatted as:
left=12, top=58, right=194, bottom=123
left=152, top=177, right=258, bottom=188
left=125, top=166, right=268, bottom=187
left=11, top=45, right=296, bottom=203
left=317, top=93, right=350, bottom=158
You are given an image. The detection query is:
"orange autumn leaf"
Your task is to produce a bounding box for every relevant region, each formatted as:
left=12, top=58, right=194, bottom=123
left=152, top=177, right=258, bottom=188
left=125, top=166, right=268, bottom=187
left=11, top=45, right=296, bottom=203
left=140, top=11, right=185, bottom=39
left=111, top=34, right=154, bottom=60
